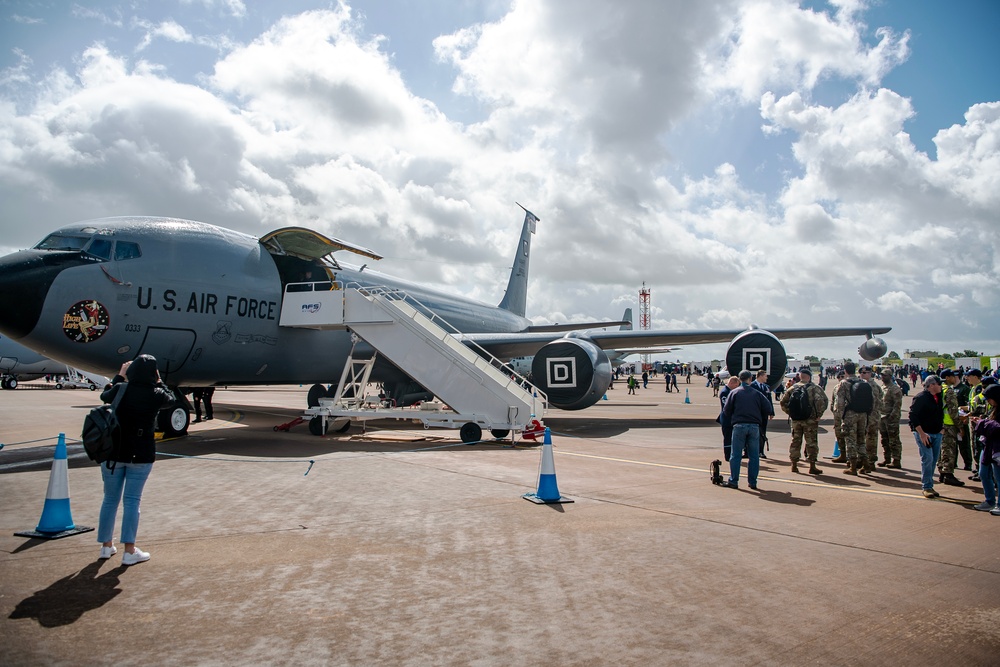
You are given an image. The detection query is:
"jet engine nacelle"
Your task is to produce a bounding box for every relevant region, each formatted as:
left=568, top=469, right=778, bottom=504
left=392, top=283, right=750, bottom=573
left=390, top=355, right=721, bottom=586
left=531, top=337, right=612, bottom=411
left=858, top=336, right=888, bottom=361
left=724, top=329, right=788, bottom=390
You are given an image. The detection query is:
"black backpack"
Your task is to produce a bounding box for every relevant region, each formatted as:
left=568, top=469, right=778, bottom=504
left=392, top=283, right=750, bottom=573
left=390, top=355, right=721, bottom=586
left=846, top=378, right=874, bottom=413
left=787, top=385, right=812, bottom=421
left=82, top=383, right=127, bottom=467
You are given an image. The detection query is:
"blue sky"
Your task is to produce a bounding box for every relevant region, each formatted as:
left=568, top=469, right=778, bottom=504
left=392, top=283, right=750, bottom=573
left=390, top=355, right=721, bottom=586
left=0, top=0, right=997, bottom=362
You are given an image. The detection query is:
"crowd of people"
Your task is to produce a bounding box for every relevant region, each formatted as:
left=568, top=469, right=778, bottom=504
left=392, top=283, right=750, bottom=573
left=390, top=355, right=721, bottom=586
left=709, top=361, right=1000, bottom=515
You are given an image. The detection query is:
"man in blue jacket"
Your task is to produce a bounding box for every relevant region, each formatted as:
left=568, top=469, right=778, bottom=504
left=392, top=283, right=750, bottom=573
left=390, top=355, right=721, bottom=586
left=723, top=370, right=775, bottom=490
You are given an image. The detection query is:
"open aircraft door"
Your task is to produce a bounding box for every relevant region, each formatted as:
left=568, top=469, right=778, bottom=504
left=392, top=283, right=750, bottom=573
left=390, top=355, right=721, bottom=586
left=259, top=227, right=382, bottom=294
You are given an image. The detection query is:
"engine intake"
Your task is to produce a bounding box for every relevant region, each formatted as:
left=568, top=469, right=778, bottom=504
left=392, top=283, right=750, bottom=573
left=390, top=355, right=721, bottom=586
left=858, top=336, right=888, bottom=361
left=531, top=338, right=612, bottom=411
left=724, top=329, right=788, bottom=390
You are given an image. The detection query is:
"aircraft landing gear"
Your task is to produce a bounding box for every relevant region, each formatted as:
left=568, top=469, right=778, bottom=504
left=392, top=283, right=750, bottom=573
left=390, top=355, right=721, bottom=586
left=307, top=383, right=334, bottom=408
left=158, top=392, right=193, bottom=438
left=1, top=376, right=17, bottom=390
left=159, top=405, right=191, bottom=438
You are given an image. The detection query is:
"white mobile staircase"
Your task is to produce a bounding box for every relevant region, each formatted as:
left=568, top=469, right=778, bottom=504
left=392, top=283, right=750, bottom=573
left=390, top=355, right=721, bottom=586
left=279, top=282, right=546, bottom=442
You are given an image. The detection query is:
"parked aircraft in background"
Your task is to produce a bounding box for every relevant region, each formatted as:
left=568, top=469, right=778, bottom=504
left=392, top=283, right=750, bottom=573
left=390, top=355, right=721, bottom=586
left=0, top=206, right=889, bottom=435
left=0, top=335, right=108, bottom=390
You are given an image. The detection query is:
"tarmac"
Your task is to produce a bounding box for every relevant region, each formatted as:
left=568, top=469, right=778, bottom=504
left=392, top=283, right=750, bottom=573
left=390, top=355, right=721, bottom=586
left=1, top=377, right=998, bottom=666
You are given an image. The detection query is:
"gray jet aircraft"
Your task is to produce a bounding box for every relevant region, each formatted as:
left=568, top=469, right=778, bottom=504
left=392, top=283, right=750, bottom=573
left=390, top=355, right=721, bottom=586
left=0, top=205, right=890, bottom=436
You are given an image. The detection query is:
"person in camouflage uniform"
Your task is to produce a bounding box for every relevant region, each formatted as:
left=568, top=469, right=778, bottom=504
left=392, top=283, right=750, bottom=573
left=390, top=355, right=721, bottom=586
left=860, top=367, right=884, bottom=473
left=780, top=367, right=829, bottom=474
left=836, top=362, right=869, bottom=475
left=937, top=369, right=966, bottom=486
left=954, top=370, right=975, bottom=470
left=830, top=370, right=847, bottom=463
left=877, top=368, right=903, bottom=468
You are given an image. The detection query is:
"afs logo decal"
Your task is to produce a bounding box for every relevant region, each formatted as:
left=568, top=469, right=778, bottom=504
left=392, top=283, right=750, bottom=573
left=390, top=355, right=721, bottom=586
left=546, top=357, right=577, bottom=388
left=63, top=300, right=110, bottom=343
left=301, top=303, right=322, bottom=314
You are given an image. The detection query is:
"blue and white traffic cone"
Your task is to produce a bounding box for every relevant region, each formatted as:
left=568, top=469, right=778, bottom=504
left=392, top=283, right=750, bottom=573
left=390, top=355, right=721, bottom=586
left=16, top=433, right=94, bottom=540
left=684, top=389, right=691, bottom=404
left=832, top=440, right=841, bottom=458
left=523, top=428, right=574, bottom=504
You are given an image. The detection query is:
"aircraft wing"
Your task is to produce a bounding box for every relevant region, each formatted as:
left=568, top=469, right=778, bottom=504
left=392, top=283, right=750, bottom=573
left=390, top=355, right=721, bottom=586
left=526, top=320, right=629, bottom=333
left=462, top=326, right=892, bottom=360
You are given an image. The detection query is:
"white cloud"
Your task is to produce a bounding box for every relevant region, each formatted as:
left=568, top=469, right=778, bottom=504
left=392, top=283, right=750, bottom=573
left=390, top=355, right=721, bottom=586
left=0, top=0, right=996, bottom=360
left=708, top=0, right=909, bottom=101
left=135, top=19, right=194, bottom=52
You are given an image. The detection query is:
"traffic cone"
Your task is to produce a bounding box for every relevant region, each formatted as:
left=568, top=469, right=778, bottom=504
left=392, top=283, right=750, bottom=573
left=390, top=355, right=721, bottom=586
left=832, top=440, right=841, bottom=458
left=523, top=428, right=574, bottom=504
left=15, top=434, right=94, bottom=540
left=684, top=389, right=691, bottom=404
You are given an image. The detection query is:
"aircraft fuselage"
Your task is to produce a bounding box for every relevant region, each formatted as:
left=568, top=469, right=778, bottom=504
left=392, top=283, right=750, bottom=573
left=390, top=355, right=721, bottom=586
left=0, top=217, right=531, bottom=387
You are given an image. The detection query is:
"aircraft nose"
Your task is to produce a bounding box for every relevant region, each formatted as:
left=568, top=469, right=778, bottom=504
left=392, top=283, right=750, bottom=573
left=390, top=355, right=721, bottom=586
left=0, top=250, right=66, bottom=339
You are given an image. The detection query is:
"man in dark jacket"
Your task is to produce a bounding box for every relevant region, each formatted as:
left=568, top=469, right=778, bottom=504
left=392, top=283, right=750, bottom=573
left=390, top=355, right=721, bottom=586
left=723, top=370, right=774, bottom=490
left=908, top=374, right=945, bottom=498
left=717, top=374, right=739, bottom=460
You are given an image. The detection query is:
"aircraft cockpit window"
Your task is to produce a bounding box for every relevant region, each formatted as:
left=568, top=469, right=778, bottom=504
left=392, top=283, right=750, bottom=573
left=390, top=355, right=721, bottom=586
left=84, top=238, right=113, bottom=261
left=114, top=241, right=142, bottom=260
left=34, top=234, right=91, bottom=251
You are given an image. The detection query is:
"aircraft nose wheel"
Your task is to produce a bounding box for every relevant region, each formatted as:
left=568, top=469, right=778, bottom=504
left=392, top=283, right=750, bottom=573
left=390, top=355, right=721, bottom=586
left=158, top=405, right=191, bottom=438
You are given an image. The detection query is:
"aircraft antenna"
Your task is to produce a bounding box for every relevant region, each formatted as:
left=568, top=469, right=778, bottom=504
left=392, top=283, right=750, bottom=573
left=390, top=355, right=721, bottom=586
left=639, top=282, right=651, bottom=370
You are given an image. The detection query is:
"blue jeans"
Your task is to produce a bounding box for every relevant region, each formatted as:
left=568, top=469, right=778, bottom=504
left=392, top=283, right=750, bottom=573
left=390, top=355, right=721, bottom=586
left=729, top=423, right=760, bottom=487
left=913, top=432, right=941, bottom=491
left=98, top=462, right=153, bottom=544
left=980, top=450, right=1000, bottom=507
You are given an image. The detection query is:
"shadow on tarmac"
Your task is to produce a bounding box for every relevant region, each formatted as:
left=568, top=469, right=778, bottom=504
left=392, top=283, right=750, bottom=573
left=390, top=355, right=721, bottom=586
left=8, top=560, right=126, bottom=627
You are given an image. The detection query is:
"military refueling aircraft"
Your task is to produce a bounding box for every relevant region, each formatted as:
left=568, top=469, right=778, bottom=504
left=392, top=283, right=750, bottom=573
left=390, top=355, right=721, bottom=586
left=0, top=206, right=890, bottom=436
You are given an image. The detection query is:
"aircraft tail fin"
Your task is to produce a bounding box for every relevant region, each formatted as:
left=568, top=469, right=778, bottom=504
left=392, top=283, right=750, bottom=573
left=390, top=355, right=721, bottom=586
left=497, top=204, right=538, bottom=317
left=620, top=308, right=633, bottom=331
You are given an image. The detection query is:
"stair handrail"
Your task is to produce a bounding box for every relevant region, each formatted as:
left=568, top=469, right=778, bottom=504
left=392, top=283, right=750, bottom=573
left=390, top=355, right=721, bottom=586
left=335, top=280, right=548, bottom=411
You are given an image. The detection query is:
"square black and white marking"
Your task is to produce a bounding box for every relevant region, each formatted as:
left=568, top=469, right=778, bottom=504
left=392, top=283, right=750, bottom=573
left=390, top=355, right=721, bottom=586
left=546, top=357, right=577, bottom=388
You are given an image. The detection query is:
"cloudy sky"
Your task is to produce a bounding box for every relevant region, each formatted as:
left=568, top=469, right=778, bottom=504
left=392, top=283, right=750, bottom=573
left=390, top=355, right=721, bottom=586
left=1, top=0, right=997, bottom=363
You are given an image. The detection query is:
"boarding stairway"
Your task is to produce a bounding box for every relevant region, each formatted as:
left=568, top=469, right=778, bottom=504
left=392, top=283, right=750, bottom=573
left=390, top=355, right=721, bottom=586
left=278, top=282, right=546, bottom=439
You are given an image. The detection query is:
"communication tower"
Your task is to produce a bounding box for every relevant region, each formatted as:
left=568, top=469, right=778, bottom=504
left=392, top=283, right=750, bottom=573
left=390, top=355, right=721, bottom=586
left=639, top=282, right=651, bottom=369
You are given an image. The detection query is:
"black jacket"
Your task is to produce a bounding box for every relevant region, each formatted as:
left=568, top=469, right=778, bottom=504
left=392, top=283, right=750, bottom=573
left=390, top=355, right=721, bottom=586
left=101, top=358, right=174, bottom=463
left=907, top=389, right=944, bottom=435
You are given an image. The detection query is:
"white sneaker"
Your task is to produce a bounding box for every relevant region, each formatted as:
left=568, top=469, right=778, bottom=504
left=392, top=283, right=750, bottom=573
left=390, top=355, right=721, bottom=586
left=122, top=547, right=150, bottom=565
left=991, top=506, right=1000, bottom=517
left=99, top=545, right=117, bottom=560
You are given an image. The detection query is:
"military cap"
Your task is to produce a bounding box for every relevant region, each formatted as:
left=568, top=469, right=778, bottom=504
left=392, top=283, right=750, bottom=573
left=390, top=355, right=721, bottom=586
left=966, top=369, right=982, bottom=378
left=939, top=369, right=955, bottom=378
left=880, top=367, right=893, bottom=376
left=798, top=367, right=812, bottom=376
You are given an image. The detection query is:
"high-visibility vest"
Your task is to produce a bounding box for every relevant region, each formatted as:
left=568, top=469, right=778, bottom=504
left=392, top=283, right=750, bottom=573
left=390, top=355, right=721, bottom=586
left=943, top=385, right=954, bottom=426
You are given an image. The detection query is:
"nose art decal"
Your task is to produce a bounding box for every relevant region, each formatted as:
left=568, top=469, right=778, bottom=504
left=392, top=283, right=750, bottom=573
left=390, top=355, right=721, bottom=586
left=62, top=300, right=110, bottom=343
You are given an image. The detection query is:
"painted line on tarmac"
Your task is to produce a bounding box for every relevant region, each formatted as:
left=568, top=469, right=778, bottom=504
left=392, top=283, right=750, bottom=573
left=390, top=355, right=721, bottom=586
left=558, top=450, right=977, bottom=505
